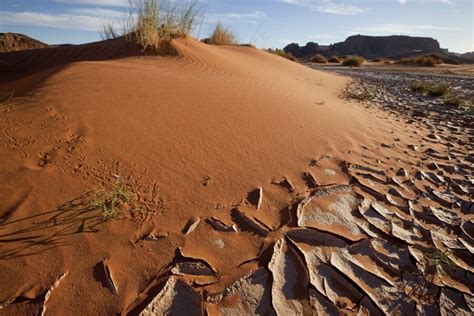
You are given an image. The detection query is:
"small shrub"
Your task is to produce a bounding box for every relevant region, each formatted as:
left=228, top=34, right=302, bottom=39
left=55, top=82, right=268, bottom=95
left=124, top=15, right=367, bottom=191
left=428, top=83, right=449, bottom=97
left=373, top=58, right=383, bottom=62
left=312, top=54, right=327, bottom=64
left=265, top=48, right=296, bottom=61
left=398, top=53, right=458, bottom=66
left=410, top=81, right=450, bottom=97
left=443, top=96, right=465, bottom=107
left=209, top=22, right=236, bottom=45
left=328, top=56, right=341, bottom=63
left=342, top=56, right=365, bottom=67
left=343, top=82, right=374, bottom=101
left=410, top=81, right=430, bottom=93
left=90, top=181, right=135, bottom=221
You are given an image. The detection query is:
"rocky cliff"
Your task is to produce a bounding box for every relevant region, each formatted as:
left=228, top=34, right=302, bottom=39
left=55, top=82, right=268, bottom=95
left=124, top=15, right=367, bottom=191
left=284, top=35, right=443, bottom=59
left=283, top=42, right=320, bottom=58
left=331, top=35, right=441, bottom=59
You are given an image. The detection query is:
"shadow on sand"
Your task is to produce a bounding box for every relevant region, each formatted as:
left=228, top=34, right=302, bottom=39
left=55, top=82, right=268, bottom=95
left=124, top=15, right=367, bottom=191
left=0, top=192, right=103, bottom=260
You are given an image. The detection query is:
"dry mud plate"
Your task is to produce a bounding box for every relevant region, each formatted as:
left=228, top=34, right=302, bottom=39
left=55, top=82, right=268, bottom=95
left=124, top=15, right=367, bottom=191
left=0, top=37, right=472, bottom=315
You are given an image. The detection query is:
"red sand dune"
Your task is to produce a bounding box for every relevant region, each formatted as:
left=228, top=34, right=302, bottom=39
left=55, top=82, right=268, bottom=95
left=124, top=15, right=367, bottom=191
left=0, top=37, right=472, bottom=315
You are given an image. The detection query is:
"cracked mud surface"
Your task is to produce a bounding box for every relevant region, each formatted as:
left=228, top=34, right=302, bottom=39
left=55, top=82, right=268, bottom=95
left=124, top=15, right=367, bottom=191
left=0, top=39, right=473, bottom=315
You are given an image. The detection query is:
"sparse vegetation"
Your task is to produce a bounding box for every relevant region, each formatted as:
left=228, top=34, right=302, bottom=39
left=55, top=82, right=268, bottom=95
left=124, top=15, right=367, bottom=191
left=398, top=53, right=459, bottom=67
left=342, top=55, right=365, bottom=67
left=208, top=22, right=237, bottom=45
left=443, top=96, right=465, bottom=107
left=99, top=23, right=119, bottom=40
left=328, top=56, right=341, bottom=63
left=410, top=81, right=450, bottom=97
left=265, top=48, right=296, bottom=61
left=99, top=0, right=204, bottom=54
left=311, top=54, right=327, bottom=64
left=372, top=58, right=383, bottom=62
left=90, top=180, right=135, bottom=221
left=343, top=82, right=374, bottom=102
left=424, top=249, right=457, bottom=271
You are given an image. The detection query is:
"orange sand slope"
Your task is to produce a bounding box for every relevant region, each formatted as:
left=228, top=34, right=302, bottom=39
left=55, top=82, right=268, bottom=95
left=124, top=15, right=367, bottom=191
left=0, top=37, right=472, bottom=315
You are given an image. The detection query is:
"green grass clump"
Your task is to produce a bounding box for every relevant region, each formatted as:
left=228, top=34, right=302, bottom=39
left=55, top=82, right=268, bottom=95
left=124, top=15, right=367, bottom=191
left=425, top=249, right=457, bottom=271
left=265, top=48, right=296, bottom=61
left=342, top=56, right=365, bottom=67
left=311, top=54, right=327, bottom=64
left=208, top=22, right=237, bottom=45
left=90, top=181, right=135, bottom=221
left=410, top=81, right=450, bottom=97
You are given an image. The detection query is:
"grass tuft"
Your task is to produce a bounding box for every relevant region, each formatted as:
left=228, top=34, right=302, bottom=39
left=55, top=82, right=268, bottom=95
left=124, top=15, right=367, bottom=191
left=311, top=54, right=327, bottom=64
left=99, top=0, right=204, bottom=55
left=398, top=53, right=459, bottom=66
left=90, top=181, right=135, bottom=221
left=265, top=48, right=296, bottom=61
left=208, top=22, right=237, bottom=45
left=343, top=82, right=374, bottom=102
left=328, top=56, right=341, bottom=63
left=410, top=81, right=450, bottom=97
left=342, top=56, right=365, bottom=67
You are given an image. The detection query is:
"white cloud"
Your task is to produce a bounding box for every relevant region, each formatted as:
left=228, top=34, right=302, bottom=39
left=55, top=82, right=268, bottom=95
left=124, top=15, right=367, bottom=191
left=279, top=0, right=368, bottom=15
left=205, top=11, right=266, bottom=25
left=399, top=0, right=454, bottom=4
left=55, top=0, right=128, bottom=6
left=0, top=9, right=123, bottom=31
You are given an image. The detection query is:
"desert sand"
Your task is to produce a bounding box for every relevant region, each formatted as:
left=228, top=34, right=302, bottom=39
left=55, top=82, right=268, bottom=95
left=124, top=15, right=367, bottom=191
left=0, top=37, right=473, bottom=315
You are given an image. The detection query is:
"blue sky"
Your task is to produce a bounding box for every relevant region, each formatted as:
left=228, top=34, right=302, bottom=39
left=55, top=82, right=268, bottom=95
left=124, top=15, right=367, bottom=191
left=0, top=0, right=472, bottom=53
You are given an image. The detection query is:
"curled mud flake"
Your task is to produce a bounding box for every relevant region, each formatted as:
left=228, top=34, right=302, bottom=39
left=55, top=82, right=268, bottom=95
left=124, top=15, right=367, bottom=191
left=218, top=268, right=274, bottom=315
left=41, top=272, right=69, bottom=316
left=272, top=177, right=296, bottom=193
left=182, top=217, right=201, bottom=235
left=171, top=261, right=216, bottom=277
left=93, top=260, right=118, bottom=294
left=205, top=217, right=237, bottom=232
left=430, top=206, right=461, bottom=226
left=303, top=171, right=319, bottom=189
left=330, top=249, right=417, bottom=314
left=268, top=239, right=308, bottom=315
left=202, top=176, right=212, bottom=186
left=439, top=288, right=471, bottom=316
left=246, top=187, right=263, bottom=210
left=297, top=188, right=366, bottom=241
left=231, top=208, right=270, bottom=237
left=139, top=276, right=202, bottom=316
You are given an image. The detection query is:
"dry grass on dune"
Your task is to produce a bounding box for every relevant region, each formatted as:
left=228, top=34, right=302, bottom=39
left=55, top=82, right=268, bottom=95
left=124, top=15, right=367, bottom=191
left=265, top=48, right=297, bottom=61
left=208, top=22, right=237, bottom=45
left=328, top=56, right=341, bottom=63
left=398, top=53, right=459, bottom=67
left=100, top=0, right=204, bottom=54
left=311, top=54, right=328, bottom=64
left=342, top=55, right=365, bottom=67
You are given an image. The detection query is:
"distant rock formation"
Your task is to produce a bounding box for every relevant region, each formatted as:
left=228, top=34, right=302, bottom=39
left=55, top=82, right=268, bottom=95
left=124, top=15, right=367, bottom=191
left=284, top=35, right=443, bottom=59
left=0, top=33, right=49, bottom=53
left=283, top=42, right=320, bottom=58
left=331, top=35, right=441, bottom=59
